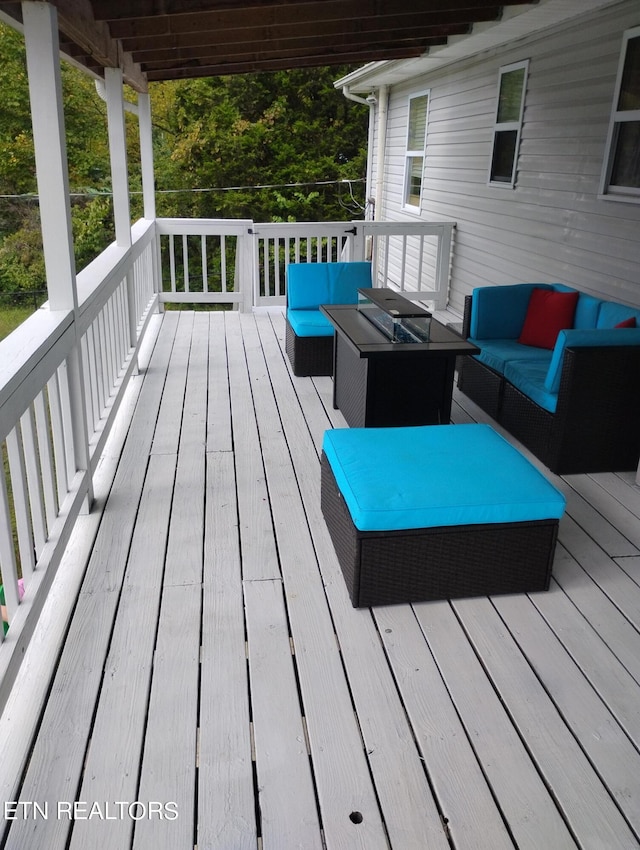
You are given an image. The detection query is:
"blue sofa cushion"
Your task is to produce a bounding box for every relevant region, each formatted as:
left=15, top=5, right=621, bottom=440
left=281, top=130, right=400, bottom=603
left=286, top=261, right=372, bottom=310
left=544, top=327, right=640, bottom=394
left=504, top=359, right=558, bottom=413
left=322, top=424, right=565, bottom=532
left=470, top=283, right=557, bottom=340
left=469, top=338, right=551, bottom=374
left=596, top=301, right=640, bottom=329
left=287, top=309, right=334, bottom=338
left=574, top=293, right=604, bottom=329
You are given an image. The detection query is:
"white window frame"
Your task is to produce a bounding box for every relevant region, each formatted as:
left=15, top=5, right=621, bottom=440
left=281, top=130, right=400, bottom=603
left=488, top=59, right=529, bottom=188
left=599, top=25, right=640, bottom=203
left=403, top=90, right=430, bottom=212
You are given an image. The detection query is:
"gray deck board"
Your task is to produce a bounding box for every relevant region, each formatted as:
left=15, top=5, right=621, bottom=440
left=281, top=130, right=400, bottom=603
left=2, top=308, right=640, bottom=849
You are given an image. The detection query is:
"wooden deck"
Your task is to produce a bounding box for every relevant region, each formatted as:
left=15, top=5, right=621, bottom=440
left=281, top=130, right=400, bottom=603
left=2, top=308, right=640, bottom=850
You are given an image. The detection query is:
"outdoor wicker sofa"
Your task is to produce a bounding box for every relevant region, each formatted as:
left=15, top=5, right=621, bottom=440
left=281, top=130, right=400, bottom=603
left=457, top=283, right=640, bottom=474
left=285, top=261, right=372, bottom=376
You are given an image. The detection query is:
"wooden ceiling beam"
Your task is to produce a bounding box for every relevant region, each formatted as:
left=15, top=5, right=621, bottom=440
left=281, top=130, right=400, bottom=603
left=103, top=0, right=529, bottom=39
left=137, top=34, right=451, bottom=68
left=92, top=0, right=535, bottom=23
left=129, top=23, right=474, bottom=61
left=1, top=0, right=541, bottom=85
left=121, top=9, right=498, bottom=54
left=145, top=45, right=430, bottom=80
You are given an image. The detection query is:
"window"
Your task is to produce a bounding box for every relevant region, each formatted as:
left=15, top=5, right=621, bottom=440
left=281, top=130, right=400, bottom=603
left=600, top=26, right=640, bottom=201
left=404, top=92, right=429, bottom=209
left=489, top=60, right=529, bottom=187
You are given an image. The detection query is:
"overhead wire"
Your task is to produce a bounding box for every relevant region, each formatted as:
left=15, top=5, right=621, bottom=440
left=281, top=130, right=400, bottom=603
left=0, top=177, right=365, bottom=201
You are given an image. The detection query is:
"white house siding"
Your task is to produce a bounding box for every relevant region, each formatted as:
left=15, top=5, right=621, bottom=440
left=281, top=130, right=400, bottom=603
left=370, top=1, right=640, bottom=317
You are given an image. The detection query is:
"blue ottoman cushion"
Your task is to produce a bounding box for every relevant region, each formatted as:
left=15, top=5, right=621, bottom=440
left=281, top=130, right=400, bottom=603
left=322, top=424, right=565, bottom=532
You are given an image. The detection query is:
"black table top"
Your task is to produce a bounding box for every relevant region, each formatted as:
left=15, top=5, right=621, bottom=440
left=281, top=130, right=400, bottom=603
left=320, top=303, right=480, bottom=358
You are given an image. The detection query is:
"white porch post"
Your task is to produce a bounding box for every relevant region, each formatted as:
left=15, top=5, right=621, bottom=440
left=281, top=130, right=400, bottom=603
left=22, top=1, right=93, bottom=508
left=105, top=67, right=132, bottom=249
left=22, top=2, right=76, bottom=312
left=138, top=92, right=156, bottom=221
left=138, top=91, right=163, bottom=312
left=105, top=68, right=139, bottom=353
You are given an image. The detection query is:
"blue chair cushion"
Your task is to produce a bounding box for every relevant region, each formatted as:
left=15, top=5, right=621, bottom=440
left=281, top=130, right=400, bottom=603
left=469, top=338, right=551, bottom=374
left=286, top=261, right=372, bottom=310
left=322, top=424, right=565, bottom=532
left=287, top=309, right=334, bottom=338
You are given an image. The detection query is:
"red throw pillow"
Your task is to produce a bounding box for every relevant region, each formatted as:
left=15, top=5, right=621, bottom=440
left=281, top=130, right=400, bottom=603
left=518, top=288, right=579, bottom=349
left=615, top=316, right=637, bottom=328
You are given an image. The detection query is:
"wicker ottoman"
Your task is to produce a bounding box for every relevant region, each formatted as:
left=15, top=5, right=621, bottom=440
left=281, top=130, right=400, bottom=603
left=321, top=424, right=565, bottom=607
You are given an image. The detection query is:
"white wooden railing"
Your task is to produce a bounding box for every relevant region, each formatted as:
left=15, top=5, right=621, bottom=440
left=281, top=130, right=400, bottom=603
left=0, top=219, right=157, bottom=706
left=0, top=215, right=454, bottom=700
left=157, top=219, right=455, bottom=310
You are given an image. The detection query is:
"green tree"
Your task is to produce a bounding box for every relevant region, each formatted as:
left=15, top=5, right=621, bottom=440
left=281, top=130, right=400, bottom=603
left=151, top=68, right=368, bottom=221
left=0, top=17, right=368, bottom=304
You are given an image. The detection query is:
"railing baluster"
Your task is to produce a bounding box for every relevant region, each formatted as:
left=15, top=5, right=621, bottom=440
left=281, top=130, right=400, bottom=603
left=274, top=238, right=282, bottom=297
left=183, top=234, right=189, bottom=293
left=169, top=234, right=176, bottom=293
left=19, top=407, right=47, bottom=560
left=5, top=426, right=36, bottom=579
left=105, top=297, right=116, bottom=391
left=264, top=237, right=272, bottom=298
left=116, top=280, right=128, bottom=365
left=98, top=312, right=111, bottom=406
left=34, top=391, right=58, bottom=532
left=417, top=235, right=425, bottom=291
left=57, top=361, right=77, bottom=490
left=0, top=456, right=20, bottom=635
left=47, top=372, right=68, bottom=504
left=86, top=324, right=101, bottom=430
left=202, top=235, right=208, bottom=293
left=220, top=235, right=227, bottom=293
left=400, top=235, right=408, bottom=291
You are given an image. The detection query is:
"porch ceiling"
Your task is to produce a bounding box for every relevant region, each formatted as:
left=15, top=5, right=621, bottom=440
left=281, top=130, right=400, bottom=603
left=0, top=0, right=538, bottom=91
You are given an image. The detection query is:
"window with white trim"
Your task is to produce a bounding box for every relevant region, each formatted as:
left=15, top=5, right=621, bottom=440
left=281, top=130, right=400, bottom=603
left=403, top=92, right=429, bottom=209
left=489, top=60, right=529, bottom=187
left=600, top=26, right=640, bottom=201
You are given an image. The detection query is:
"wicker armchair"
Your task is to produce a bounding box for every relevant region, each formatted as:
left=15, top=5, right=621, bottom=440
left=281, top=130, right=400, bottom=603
left=285, top=261, right=371, bottom=377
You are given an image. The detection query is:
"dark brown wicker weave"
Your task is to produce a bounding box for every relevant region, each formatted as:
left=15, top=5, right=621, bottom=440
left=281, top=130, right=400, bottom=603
left=285, top=318, right=334, bottom=377
left=457, top=296, right=640, bottom=474
left=321, top=452, right=558, bottom=608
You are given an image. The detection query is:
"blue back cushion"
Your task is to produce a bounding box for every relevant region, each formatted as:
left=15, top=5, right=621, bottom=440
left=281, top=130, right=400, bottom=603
left=544, top=327, right=640, bottom=394
left=470, top=283, right=556, bottom=339
left=287, top=263, right=331, bottom=309
left=287, top=262, right=371, bottom=310
left=596, top=301, right=640, bottom=329
left=573, top=294, right=603, bottom=329
left=330, top=262, right=372, bottom=303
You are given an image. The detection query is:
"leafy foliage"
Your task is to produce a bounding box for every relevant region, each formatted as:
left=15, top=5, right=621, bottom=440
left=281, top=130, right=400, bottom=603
left=0, top=19, right=368, bottom=303
left=150, top=68, right=367, bottom=221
